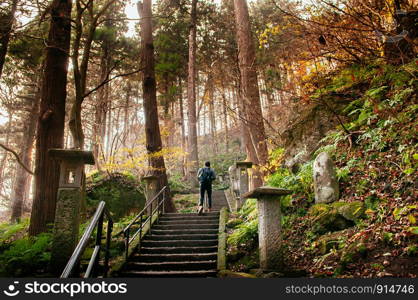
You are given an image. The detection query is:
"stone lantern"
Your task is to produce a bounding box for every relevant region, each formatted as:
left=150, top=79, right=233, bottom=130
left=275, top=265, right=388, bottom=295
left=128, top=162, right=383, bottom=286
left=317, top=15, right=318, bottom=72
left=235, top=161, right=253, bottom=209
left=48, top=149, right=95, bottom=275
left=243, top=186, right=292, bottom=272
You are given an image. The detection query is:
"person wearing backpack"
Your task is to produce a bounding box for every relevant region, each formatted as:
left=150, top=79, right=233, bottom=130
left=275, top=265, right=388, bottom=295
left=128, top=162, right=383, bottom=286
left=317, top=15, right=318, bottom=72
left=197, top=161, right=216, bottom=214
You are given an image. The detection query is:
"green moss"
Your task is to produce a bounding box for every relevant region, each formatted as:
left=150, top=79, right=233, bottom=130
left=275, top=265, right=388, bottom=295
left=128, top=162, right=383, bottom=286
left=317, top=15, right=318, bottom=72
left=309, top=203, right=365, bottom=234
left=332, top=201, right=365, bottom=222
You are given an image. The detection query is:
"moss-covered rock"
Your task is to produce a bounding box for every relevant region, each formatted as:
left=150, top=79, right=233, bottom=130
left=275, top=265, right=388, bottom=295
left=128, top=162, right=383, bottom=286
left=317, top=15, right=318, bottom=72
left=310, top=204, right=353, bottom=234
left=309, top=202, right=366, bottom=234
left=317, top=232, right=345, bottom=255
left=333, top=201, right=365, bottom=222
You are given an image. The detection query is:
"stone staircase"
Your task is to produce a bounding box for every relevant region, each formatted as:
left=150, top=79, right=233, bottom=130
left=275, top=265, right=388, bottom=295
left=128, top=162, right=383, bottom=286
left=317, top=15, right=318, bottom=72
left=117, top=190, right=229, bottom=278
left=119, top=211, right=220, bottom=277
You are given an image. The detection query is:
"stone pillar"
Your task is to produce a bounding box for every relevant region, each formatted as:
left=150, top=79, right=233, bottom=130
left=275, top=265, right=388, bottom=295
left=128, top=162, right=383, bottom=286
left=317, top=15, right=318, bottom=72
left=142, top=175, right=159, bottom=215
left=235, top=161, right=253, bottom=210
left=48, top=149, right=95, bottom=276
left=243, top=186, right=292, bottom=271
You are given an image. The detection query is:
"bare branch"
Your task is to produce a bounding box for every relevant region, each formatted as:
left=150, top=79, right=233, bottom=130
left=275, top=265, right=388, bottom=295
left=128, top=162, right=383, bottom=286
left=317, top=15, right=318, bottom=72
left=0, top=143, right=34, bottom=175
left=83, top=68, right=143, bottom=99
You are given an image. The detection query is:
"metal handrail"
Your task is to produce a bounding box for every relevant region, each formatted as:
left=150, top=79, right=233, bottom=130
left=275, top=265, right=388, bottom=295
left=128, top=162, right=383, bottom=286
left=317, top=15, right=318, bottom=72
left=61, top=201, right=113, bottom=278
left=123, top=185, right=167, bottom=259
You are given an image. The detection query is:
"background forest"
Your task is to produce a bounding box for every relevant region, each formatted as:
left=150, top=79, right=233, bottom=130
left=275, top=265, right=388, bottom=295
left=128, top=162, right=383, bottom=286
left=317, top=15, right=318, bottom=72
left=0, top=0, right=416, bottom=278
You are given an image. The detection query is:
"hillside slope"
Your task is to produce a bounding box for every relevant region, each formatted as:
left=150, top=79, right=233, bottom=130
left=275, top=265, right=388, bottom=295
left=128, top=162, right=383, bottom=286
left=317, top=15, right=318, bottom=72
left=227, top=59, right=418, bottom=277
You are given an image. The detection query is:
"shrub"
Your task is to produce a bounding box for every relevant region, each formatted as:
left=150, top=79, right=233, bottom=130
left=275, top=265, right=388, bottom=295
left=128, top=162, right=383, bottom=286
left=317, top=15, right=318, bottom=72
left=86, top=172, right=145, bottom=221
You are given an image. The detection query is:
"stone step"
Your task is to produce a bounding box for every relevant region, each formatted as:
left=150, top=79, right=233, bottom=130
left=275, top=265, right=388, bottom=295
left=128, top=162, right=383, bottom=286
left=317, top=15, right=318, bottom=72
left=159, top=216, right=218, bottom=221
left=146, top=234, right=218, bottom=241
left=139, top=246, right=218, bottom=254
left=130, top=252, right=218, bottom=263
left=119, top=270, right=217, bottom=278
left=124, top=260, right=217, bottom=271
left=163, top=212, right=219, bottom=217
left=158, top=219, right=219, bottom=225
left=141, top=239, right=218, bottom=247
left=150, top=228, right=219, bottom=235
left=152, top=223, right=218, bottom=230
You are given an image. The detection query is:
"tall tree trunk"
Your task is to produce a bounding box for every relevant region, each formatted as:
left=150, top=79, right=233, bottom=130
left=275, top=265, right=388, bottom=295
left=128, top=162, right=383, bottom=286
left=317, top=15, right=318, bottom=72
left=138, top=0, right=176, bottom=212
left=0, top=0, right=18, bottom=78
left=69, top=0, right=116, bottom=150
left=220, top=85, right=229, bottom=153
left=233, top=0, right=268, bottom=188
left=122, top=81, right=132, bottom=146
left=237, top=88, right=258, bottom=166
left=208, top=75, right=217, bottom=154
left=29, top=0, right=72, bottom=236
left=93, top=35, right=111, bottom=167
left=178, top=78, right=186, bottom=177
left=10, top=76, right=41, bottom=222
left=187, top=0, right=199, bottom=187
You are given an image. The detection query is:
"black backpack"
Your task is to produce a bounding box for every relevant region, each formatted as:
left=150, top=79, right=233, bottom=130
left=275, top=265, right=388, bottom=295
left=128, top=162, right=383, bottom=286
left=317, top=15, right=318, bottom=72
left=200, top=168, right=212, bottom=184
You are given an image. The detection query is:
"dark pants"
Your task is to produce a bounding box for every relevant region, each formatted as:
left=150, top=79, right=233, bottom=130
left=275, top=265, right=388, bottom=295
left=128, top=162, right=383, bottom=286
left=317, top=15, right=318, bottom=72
left=199, top=183, right=212, bottom=208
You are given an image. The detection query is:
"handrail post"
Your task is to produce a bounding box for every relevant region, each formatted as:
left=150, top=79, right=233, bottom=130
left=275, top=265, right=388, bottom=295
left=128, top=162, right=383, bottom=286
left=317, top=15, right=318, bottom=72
left=150, top=198, right=154, bottom=236
left=139, top=214, right=143, bottom=251
left=104, top=217, right=112, bottom=278
left=124, top=228, right=130, bottom=260
left=92, top=212, right=104, bottom=277
left=162, top=189, right=166, bottom=215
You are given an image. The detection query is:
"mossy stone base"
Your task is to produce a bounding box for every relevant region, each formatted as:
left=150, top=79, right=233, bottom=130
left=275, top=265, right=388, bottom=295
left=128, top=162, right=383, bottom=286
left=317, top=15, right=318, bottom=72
left=50, top=188, right=81, bottom=276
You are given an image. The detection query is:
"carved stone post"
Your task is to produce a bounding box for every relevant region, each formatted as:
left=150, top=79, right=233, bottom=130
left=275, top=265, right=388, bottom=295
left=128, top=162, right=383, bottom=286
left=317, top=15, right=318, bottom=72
left=243, top=186, right=292, bottom=271
left=142, top=175, right=159, bottom=215
left=49, top=149, right=95, bottom=276
left=235, top=161, right=253, bottom=210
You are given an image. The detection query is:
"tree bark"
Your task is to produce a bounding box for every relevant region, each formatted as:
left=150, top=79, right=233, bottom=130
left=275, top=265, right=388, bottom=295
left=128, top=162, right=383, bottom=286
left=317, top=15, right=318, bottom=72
left=208, top=77, right=217, bottom=154
left=10, top=76, right=41, bottom=222
left=138, top=0, right=176, bottom=212
left=0, top=0, right=18, bottom=78
left=187, top=0, right=199, bottom=187
left=93, top=28, right=112, bottom=166
left=220, top=84, right=229, bottom=153
left=29, top=0, right=72, bottom=236
left=178, top=78, right=186, bottom=177
left=233, top=0, right=268, bottom=187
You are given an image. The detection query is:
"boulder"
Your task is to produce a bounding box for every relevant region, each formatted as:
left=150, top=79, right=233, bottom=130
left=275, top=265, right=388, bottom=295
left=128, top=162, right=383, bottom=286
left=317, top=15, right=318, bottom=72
left=333, top=201, right=365, bottom=222
left=309, top=202, right=365, bottom=234
left=313, top=152, right=339, bottom=203
left=309, top=204, right=353, bottom=234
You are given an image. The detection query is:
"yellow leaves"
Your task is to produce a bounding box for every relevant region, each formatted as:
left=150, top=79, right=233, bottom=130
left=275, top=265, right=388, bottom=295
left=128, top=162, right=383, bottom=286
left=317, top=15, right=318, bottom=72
left=260, top=148, right=285, bottom=176
left=98, top=145, right=187, bottom=176
left=258, top=24, right=283, bottom=49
